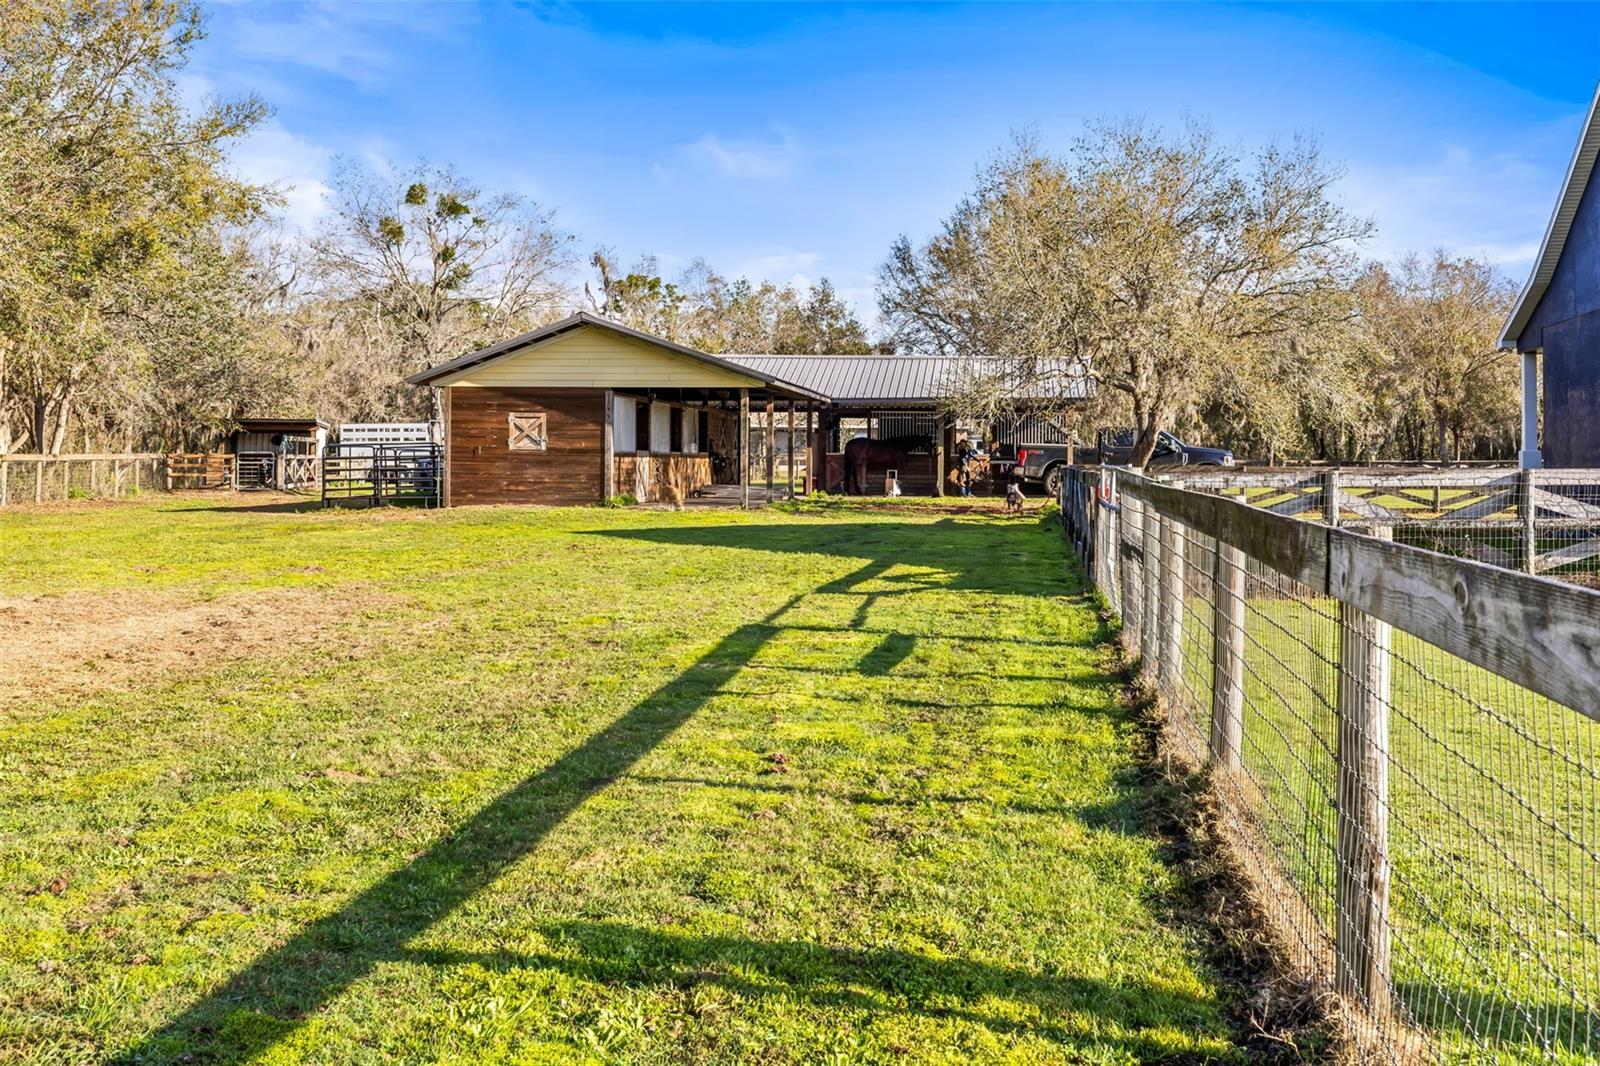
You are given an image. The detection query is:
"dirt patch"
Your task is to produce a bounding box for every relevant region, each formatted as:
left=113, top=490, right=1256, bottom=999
left=0, top=585, right=380, bottom=708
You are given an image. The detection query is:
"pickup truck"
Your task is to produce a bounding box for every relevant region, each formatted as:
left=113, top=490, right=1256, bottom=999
left=989, top=428, right=1235, bottom=499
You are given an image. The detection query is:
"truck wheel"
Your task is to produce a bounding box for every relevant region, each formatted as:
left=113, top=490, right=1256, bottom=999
left=1043, top=465, right=1064, bottom=501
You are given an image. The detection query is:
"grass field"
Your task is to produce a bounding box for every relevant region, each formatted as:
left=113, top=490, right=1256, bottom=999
left=2, top=495, right=1248, bottom=1064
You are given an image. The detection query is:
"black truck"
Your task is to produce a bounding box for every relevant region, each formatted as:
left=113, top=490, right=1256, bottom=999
left=989, top=427, right=1235, bottom=498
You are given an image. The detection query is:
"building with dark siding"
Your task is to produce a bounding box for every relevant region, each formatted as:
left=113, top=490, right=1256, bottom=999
left=1501, top=84, right=1600, bottom=469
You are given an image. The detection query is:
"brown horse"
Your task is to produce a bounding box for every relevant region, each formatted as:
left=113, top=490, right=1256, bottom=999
left=841, top=434, right=934, bottom=494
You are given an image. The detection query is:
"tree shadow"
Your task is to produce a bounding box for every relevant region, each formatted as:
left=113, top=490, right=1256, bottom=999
left=157, top=498, right=322, bottom=515
left=411, top=919, right=1233, bottom=1060
left=105, top=517, right=1193, bottom=1063
left=108, top=584, right=817, bottom=1064
left=586, top=517, right=1082, bottom=600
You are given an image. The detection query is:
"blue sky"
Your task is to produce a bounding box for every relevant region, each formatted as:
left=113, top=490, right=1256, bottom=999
left=189, top=1, right=1600, bottom=319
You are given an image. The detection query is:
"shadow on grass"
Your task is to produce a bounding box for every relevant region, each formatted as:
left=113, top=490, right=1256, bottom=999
left=110, top=516, right=1204, bottom=1063
left=414, top=920, right=1232, bottom=1059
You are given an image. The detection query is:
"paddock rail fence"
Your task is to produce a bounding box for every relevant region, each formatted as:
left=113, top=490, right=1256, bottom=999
left=1061, top=466, right=1600, bottom=1064
left=0, top=454, right=166, bottom=506
left=1165, top=466, right=1600, bottom=588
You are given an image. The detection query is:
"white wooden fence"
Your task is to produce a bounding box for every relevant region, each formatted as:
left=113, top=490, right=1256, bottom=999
left=1062, top=466, right=1600, bottom=1063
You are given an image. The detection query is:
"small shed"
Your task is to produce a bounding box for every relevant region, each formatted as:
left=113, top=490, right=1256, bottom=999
left=225, top=417, right=328, bottom=489
left=1501, top=83, right=1600, bottom=469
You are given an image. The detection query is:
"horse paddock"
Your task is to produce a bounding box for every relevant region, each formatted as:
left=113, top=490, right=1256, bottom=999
left=0, top=494, right=1269, bottom=1063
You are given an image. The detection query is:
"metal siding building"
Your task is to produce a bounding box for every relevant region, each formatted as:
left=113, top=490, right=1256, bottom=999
left=1502, top=84, right=1600, bottom=469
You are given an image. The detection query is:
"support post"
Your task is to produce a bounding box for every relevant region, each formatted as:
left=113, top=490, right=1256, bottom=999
left=1122, top=490, right=1144, bottom=655
left=934, top=414, right=947, bottom=498
left=1519, top=349, right=1541, bottom=469
left=739, top=390, right=750, bottom=509
left=805, top=404, right=815, bottom=493
left=1141, top=508, right=1162, bottom=677
left=1335, top=525, right=1393, bottom=1026
left=37, top=458, right=44, bottom=502
left=602, top=389, right=615, bottom=502
left=785, top=399, right=796, bottom=499
left=1324, top=468, right=1341, bottom=528
left=765, top=398, right=775, bottom=502
left=1210, top=542, right=1246, bottom=769
left=0, top=461, right=6, bottom=508
left=1158, top=513, right=1184, bottom=691
left=1519, top=468, right=1537, bottom=574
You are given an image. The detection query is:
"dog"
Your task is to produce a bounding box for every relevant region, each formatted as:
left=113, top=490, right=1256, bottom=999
left=1005, top=480, right=1026, bottom=514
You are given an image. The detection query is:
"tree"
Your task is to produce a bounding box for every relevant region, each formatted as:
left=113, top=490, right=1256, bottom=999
left=1356, top=253, right=1516, bottom=462
left=0, top=0, right=266, bottom=452
left=309, top=161, right=574, bottom=421
left=880, top=124, right=1372, bottom=466
left=586, top=253, right=874, bottom=355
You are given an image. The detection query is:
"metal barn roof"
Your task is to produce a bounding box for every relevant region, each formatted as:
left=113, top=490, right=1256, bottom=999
left=721, top=354, right=1091, bottom=408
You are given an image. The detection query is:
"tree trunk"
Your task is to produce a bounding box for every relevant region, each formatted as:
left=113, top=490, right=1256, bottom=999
left=1128, top=409, right=1163, bottom=468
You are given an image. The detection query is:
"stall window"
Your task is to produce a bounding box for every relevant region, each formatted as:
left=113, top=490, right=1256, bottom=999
left=697, top=411, right=710, bottom=455
left=670, top=408, right=684, bottom=453
left=508, top=412, right=547, bottom=451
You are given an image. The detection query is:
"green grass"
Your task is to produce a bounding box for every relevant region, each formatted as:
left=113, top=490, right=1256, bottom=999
left=1, top=496, right=1245, bottom=1064
left=1160, top=590, right=1599, bottom=1065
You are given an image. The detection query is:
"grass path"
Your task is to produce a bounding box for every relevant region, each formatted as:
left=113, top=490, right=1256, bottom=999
left=2, top=497, right=1242, bottom=1063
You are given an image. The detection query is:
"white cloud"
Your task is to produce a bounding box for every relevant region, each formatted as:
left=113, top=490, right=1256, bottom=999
left=229, top=120, right=335, bottom=233
left=684, top=130, right=800, bottom=180
left=1340, top=144, right=1560, bottom=277
left=224, top=2, right=476, bottom=91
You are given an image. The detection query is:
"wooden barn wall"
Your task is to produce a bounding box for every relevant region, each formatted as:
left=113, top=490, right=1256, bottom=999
left=615, top=455, right=713, bottom=503
left=446, top=387, right=603, bottom=506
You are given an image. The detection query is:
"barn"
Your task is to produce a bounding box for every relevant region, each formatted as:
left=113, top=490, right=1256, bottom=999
left=406, top=313, right=826, bottom=506
left=1501, top=83, right=1600, bottom=469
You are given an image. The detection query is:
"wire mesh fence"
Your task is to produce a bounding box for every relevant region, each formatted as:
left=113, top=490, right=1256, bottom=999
left=1166, top=467, right=1600, bottom=589
left=0, top=455, right=166, bottom=506
left=1065, top=466, right=1600, bottom=1064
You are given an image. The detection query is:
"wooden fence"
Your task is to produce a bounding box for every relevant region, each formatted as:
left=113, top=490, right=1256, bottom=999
left=0, top=451, right=325, bottom=506
left=1162, top=466, right=1600, bottom=582
left=1061, top=466, right=1600, bottom=1062
left=0, top=454, right=166, bottom=506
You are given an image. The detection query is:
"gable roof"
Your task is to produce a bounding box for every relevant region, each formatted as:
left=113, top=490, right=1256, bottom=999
left=1500, top=83, right=1600, bottom=349
left=405, top=312, right=828, bottom=400
left=722, top=353, right=1092, bottom=408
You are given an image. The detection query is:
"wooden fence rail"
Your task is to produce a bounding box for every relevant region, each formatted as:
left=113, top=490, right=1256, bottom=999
left=0, top=454, right=166, bottom=506
left=1059, top=465, right=1600, bottom=1062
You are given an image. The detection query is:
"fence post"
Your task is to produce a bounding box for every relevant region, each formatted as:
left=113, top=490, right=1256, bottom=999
left=1520, top=468, right=1537, bottom=574
left=1323, top=467, right=1341, bottom=527
left=1142, top=507, right=1162, bottom=677
left=1335, top=526, right=1393, bottom=1027
left=1122, top=489, right=1144, bottom=656
left=1158, top=514, right=1184, bottom=691
left=36, top=458, right=44, bottom=503
left=1210, top=541, right=1245, bottom=769
left=0, top=461, right=6, bottom=508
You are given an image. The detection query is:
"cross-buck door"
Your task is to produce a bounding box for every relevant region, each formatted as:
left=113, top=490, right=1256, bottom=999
left=508, top=412, right=548, bottom=451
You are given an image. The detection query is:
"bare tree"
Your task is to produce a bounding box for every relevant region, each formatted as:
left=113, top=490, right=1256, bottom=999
left=310, top=161, right=574, bottom=421
left=881, top=123, right=1371, bottom=466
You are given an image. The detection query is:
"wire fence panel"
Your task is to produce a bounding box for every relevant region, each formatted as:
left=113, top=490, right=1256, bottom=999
left=0, top=455, right=166, bottom=506
left=1062, top=467, right=1600, bottom=1064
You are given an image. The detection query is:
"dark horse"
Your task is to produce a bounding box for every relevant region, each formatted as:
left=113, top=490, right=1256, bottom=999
left=841, top=433, right=934, bottom=495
